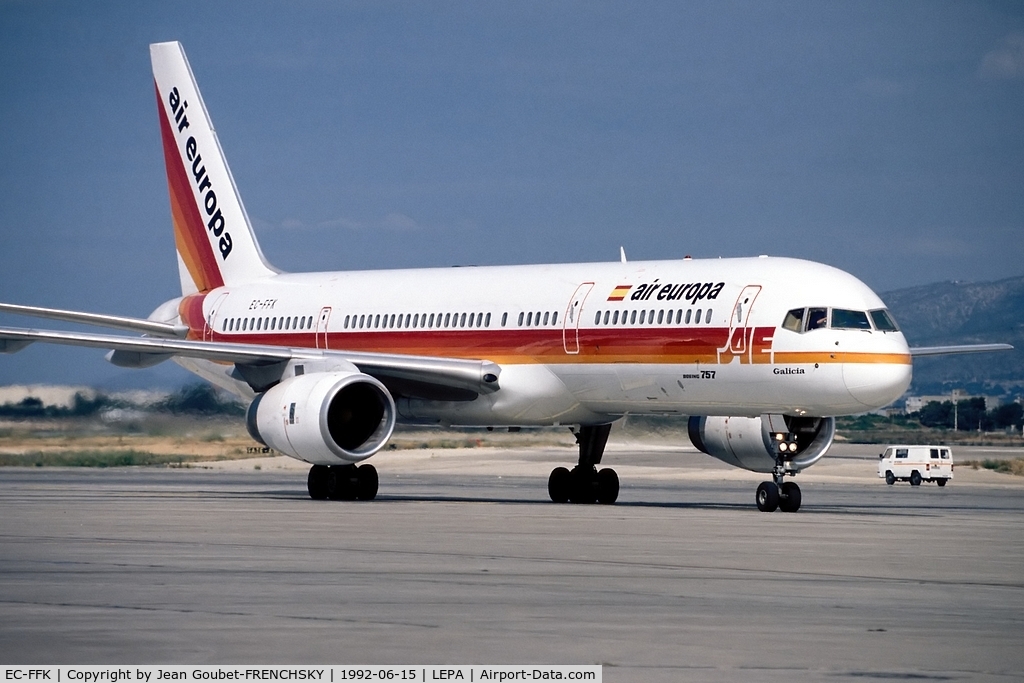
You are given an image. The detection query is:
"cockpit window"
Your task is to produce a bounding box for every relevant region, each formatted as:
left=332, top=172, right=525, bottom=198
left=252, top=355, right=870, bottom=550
left=782, top=309, right=803, bottom=332
left=870, top=309, right=900, bottom=332
left=831, top=309, right=871, bottom=330
left=806, top=308, right=828, bottom=331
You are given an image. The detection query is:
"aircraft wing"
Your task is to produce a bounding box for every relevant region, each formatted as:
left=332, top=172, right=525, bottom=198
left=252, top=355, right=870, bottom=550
left=0, top=302, right=187, bottom=338
left=909, top=343, right=1013, bottom=357
left=0, top=325, right=501, bottom=398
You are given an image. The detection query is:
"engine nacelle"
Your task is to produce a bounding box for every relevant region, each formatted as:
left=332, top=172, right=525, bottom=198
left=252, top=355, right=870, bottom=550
left=687, top=415, right=836, bottom=474
left=246, top=372, right=396, bottom=465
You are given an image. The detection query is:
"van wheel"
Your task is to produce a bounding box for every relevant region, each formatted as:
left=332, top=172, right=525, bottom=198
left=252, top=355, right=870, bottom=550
left=936, top=478, right=947, bottom=487
left=885, top=471, right=895, bottom=486
left=910, top=470, right=922, bottom=486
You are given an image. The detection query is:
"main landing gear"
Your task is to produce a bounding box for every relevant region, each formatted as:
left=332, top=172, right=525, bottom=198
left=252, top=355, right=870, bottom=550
left=307, top=464, right=378, bottom=501
left=755, top=464, right=801, bottom=513
left=548, top=424, right=619, bottom=504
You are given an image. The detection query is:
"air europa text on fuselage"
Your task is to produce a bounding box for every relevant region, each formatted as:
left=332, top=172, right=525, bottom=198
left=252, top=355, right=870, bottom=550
left=628, top=280, right=726, bottom=303
left=167, top=86, right=233, bottom=260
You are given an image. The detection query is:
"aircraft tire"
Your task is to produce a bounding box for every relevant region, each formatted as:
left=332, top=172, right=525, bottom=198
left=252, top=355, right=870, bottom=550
left=885, top=471, right=895, bottom=486
left=910, top=470, right=922, bottom=486
left=327, top=465, right=357, bottom=501
left=356, top=464, right=379, bottom=501
left=308, top=465, right=329, bottom=500
left=596, top=468, right=619, bottom=505
left=548, top=467, right=571, bottom=503
left=756, top=481, right=779, bottom=512
left=569, top=466, right=597, bottom=505
left=779, top=482, right=801, bottom=512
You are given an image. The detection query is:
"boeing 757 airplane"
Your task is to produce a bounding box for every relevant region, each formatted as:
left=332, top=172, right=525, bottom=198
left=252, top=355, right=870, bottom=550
left=0, top=42, right=1011, bottom=511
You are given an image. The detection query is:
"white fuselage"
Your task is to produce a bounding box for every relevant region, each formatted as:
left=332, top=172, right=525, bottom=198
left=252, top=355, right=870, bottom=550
left=170, top=255, right=912, bottom=426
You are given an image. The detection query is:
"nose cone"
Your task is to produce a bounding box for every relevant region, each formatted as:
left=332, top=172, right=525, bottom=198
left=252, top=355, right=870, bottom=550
left=844, top=362, right=912, bottom=410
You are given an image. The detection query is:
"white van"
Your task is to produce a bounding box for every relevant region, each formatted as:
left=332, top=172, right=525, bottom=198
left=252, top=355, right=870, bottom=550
left=878, top=445, right=953, bottom=486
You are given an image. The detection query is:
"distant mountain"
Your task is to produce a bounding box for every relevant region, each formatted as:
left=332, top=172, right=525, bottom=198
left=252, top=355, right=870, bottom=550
left=881, top=276, right=1024, bottom=397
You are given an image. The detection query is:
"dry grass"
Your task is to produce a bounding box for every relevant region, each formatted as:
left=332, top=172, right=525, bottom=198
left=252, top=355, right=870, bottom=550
left=961, top=458, right=1024, bottom=476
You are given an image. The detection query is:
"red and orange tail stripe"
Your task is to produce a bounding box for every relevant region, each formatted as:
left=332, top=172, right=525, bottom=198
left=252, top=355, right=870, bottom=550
left=156, top=82, right=224, bottom=293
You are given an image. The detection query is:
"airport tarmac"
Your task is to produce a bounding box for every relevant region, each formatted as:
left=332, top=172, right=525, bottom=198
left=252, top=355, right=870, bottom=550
left=1, top=443, right=1022, bottom=682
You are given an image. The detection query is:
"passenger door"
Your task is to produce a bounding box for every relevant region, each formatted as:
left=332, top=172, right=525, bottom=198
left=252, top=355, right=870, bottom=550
left=726, top=285, right=762, bottom=355
left=315, top=307, right=331, bottom=350
left=563, top=282, right=594, bottom=354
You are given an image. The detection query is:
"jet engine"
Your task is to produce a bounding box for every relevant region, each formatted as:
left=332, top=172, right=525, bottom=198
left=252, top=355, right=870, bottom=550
left=687, top=415, right=835, bottom=474
left=246, top=372, right=396, bottom=465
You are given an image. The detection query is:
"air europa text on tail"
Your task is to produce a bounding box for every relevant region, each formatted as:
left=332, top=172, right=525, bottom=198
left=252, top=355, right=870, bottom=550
left=168, top=86, right=233, bottom=260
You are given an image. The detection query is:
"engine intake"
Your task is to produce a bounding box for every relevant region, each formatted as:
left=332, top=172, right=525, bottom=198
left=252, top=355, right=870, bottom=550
left=247, top=372, right=396, bottom=464
left=688, top=415, right=835, bottom=474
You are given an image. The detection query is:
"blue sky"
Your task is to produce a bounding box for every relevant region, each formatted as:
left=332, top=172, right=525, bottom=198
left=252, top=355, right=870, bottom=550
left=1, top=1, right=1022, bottom=388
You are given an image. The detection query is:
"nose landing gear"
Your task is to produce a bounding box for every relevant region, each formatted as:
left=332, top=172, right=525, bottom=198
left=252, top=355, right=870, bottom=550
left=755, top=455, right=802, bottom=513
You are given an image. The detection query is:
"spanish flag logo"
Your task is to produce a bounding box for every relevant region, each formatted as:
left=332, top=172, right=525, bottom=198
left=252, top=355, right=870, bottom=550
left=607, top=285, right=632, bottom=301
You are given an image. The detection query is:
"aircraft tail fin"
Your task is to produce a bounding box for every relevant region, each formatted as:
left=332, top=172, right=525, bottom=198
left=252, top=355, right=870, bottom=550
left=150, top=41, right=278, bottom=294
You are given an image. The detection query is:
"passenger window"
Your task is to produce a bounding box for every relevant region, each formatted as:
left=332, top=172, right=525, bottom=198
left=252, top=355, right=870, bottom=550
left=517, top=312, right=524, bottom=326
left=485, top=312, right=491, bottom=327
left=594, top=311, right=601, bottom=325
left=657, top=310, right=664, bottom=324
left=460, top=313, right=467, bottom=327
left=685, top=309, right=692, bottom=324
left=535, top=311, right=541, bottom=326
left=544, top=312, right=550, bottom=326
left=870, top=309, right=900, bottom=332
left=782, top=309, right=803, bottom=332
left=639, top=310, right=646, bottom=325
left=695, top=309, right=702, bottom=324
left=831, top=309, right=871, bottom=330
left=705, top=309, right=712, bottom=324
left=500, top=312, right=506, bottom=326
left=896, top=448, right=908, bottom=459
left=806, top=308, right=828, bottom=331
left=630, top=310, right=637, bottom=325
left=552, top=311, right=558, bottom=325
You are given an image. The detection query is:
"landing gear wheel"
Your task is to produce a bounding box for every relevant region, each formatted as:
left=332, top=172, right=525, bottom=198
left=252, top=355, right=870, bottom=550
left=779, top=481, right=802, bottom=512
left=548, top=467, right=571, bottom=503
left=326, top=465, right=356, bottom=500
left=307, top=465, right=329, bottom=500
left=885, top=471, right=896, bottom=486
left=756, top=481, right=780, bottom=512
left=596, top=468, right=619, bottom=505
left=910, top=470, right=922, bottom=487
left=569, top=466, right=597, bottom=504
left=936, top=478, right=947, bottom=487
left=356, top=464, right=378, bottom=501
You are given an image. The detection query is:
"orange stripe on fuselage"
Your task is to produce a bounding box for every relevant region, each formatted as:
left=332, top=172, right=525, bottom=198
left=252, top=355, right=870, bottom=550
left=156, top=82, right=224, bottom=292
left=198, top=324, right=911, bottom=366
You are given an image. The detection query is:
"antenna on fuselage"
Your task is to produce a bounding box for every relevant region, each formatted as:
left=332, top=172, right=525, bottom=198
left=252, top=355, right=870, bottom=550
left=620, top=246, right=627, bottom=263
